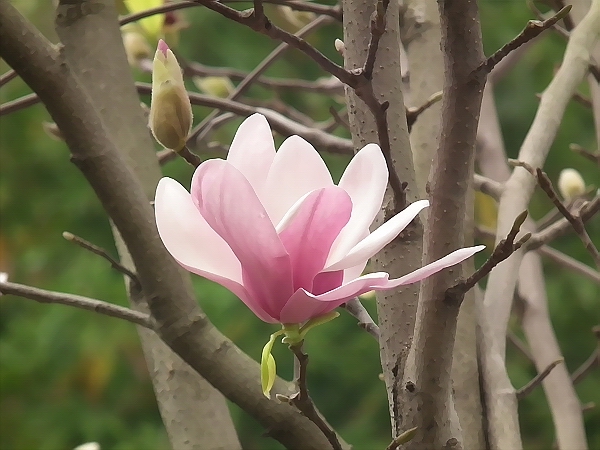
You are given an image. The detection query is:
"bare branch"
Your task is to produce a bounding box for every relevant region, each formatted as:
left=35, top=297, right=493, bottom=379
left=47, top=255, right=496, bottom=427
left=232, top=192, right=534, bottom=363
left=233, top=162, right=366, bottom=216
left=192, top=0, right=358, bottom=88
left=0, top=92, right=41, bottom=116
left=480, top=6, right=571, bottom=75
left=474, top=173, right=503, bottom=200
left=0, top=281, right=154, bottom=329
left=190, top=14, right=333, bottom=146
left=136, top=82, right=354, bottom=155
left=406, top=90, right=443, bottom=131
left=571, top=345, right=599, bottom=385
left=527, top=195, right=600, bottom=251
left=535, top=168, right=600, bottom=268
left=0, top=69, right=18, bottom=87
left=516, top=359, right=563, bottom=400
left=570, top=143, right=600, bottom=166
left=340, top=298, right=380, bottom=341
left=507, top=329, right=534, bottom=363
left=450, top=211, right=530, bottom=296
left=120, top=0, right=198, bottom=26
left=63, top=231, right=140, bottom=284
left=537, top=246, right=600, bottom=285
left=363, top=0, right=389, bottom=80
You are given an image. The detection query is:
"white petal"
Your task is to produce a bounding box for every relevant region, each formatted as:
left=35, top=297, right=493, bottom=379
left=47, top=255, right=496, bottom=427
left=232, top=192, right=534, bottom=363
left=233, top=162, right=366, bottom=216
left=263, top=135, right=333, bottom=224
left=325, top=200, right=430, bottom=271
left=328, top=144, right=388, bottom=263
left=155, top=177, right=243, bottom=284
left=387, top=246, right=486, bottom=287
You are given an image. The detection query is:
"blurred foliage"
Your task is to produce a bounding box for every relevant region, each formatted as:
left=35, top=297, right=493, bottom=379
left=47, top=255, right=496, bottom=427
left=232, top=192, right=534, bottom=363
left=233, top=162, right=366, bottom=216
left=0, top=1, right=598, bottom=449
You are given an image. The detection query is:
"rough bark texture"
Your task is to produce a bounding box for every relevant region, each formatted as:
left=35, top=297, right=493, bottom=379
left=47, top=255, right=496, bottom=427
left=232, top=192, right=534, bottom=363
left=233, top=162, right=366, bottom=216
left=480, top=2, right=600, bottom=447
left=342, top=0, right=423, bottom=437
left=0, top=3, right=349, bottom=448
left=403, top=1, right=484, bottom=447
left=401, top=0, right=485, bottom=448
left=53, top=2, right=241, bottom=448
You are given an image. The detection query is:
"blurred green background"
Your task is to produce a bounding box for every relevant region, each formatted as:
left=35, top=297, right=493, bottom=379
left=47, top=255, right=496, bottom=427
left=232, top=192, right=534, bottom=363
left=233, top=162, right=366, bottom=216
left=0, top=1, right=598, bottom=449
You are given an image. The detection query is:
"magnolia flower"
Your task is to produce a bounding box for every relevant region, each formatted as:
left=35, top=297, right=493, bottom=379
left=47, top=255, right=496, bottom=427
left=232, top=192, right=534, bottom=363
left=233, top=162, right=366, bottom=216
left=149, top=40, right=192, bottom=151
left=155, top=114, right=484, bottom=324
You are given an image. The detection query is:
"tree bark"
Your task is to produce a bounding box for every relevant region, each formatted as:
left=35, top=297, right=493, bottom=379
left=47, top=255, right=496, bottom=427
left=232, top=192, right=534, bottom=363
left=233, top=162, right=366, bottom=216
left=401, top=0, right=485, bottom=447
left=342, top=0, right=423, bottom=437
left=403, top=1, right=484, bottom=447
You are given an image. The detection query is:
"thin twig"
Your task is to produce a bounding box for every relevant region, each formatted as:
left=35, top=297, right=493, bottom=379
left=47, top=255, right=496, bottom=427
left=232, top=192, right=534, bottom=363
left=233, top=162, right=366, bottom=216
left=178, top=144, right=203, bottom=168
left=527, top=196, right=600, bottom=250
left=474, top=173, right=503, bottom=201
left=0, top=281, right=154, bottom=329
left=406, top=90, right=443, bottom=131
left=0, top=92, right=41, bottom=116
left=0, top=69, right=18, bottom=87
left=516, top=359, right=563, bottom=400
left=192, top=0, right=358, bottom=88
left=363, top=0, right=389, bottom=80
left=535, top=168, right=600, bottom=268
left=507, top=329, right=535, bottom=363
left=340, top=298, right=380, bottom=341
left=222, top=0, right=343, bottom=21
left=478, top=5, right=572, bottom=74
left=570, top=143, right=600, bottom=166
left=537, top=246, right=600, bottom=285
left=448, top=211, right=531, bottom=296
left=137, top=82, right=354, bottom=155
left=289, top=342, right=343, bottom=450
left=189, top=14, right=332, bottom=146
left=571, top=348, right=599, bottom=385
left=63, top=232, right=140, bottom=285
left=119, top=1, right=198, bottom=26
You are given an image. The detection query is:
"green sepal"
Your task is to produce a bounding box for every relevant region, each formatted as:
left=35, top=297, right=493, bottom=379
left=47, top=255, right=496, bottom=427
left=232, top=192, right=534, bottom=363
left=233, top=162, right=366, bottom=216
left=261, top=330, right=284, bottom=398
left=298, top=311, right=340, bottom=339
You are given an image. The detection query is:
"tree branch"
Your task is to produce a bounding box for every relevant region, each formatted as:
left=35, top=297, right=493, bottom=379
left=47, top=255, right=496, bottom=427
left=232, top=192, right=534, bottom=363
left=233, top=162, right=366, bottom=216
left=479, top=5, right=572, bottom=74
left=0, top=281, right=154, bottom=329
left=535, top=168, right=600, bottom=268
left=537, top=246, right=600, bottom=285
left=0, top=3, right=348, bottom=447
left=62, top=231, right=140, bottom=285
left=516, top=359, right=563, bottom=400
left=340, top=298, right=380, bottom=341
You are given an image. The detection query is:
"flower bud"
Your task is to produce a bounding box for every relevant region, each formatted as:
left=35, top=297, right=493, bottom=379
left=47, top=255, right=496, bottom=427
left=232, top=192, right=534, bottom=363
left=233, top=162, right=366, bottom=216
left=558, top=168, right=585, bottom=200
left=334, top=38, right=345, bottom=56
left=193, top=76, right=234, bottom=98
left=149, top=39, right=193, bottom=152
left=122, top=26, right=151, bottom=67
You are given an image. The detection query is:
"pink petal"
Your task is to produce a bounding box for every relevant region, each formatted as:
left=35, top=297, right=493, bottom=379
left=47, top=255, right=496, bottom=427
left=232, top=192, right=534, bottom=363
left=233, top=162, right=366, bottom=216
left=278, top=187, right=352, bottom=292
left=155, top=178, right=278, bottom=323
left=278, top=289, right=338, bottom=324
left=328, top=144, right=388, bottom=263
left=155, top=177, right=242, bottom=283
left=325, top=200, right=430, bottom=271
left=386, top=245, right=486, bottom=287
left=226, top=114, right=275, bottom=197
left=263, top=135, right=333, bottom=224
left=279, top=272, right=391, bottom=323
left=191, top=160, right=294, bottom=318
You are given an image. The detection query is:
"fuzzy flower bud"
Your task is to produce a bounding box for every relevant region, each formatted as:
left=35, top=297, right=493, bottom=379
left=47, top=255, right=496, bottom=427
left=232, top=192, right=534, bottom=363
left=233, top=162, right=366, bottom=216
left=122, top=26, right=151, bottom=67
left=149, top=40, right=193, bottom=152
left=558, top=168, right=585, bottom=200
left=334, top=38, right=345, bottom=56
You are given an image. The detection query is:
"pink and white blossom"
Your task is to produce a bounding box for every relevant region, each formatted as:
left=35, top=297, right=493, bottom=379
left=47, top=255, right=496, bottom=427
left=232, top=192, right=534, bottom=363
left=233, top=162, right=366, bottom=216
left=155, top=114, right=484, bottom=324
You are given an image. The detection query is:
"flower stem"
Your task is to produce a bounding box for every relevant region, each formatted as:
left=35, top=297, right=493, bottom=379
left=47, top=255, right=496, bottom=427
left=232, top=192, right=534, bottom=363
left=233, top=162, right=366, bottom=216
left=289, top=342, right=342, bottom=450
